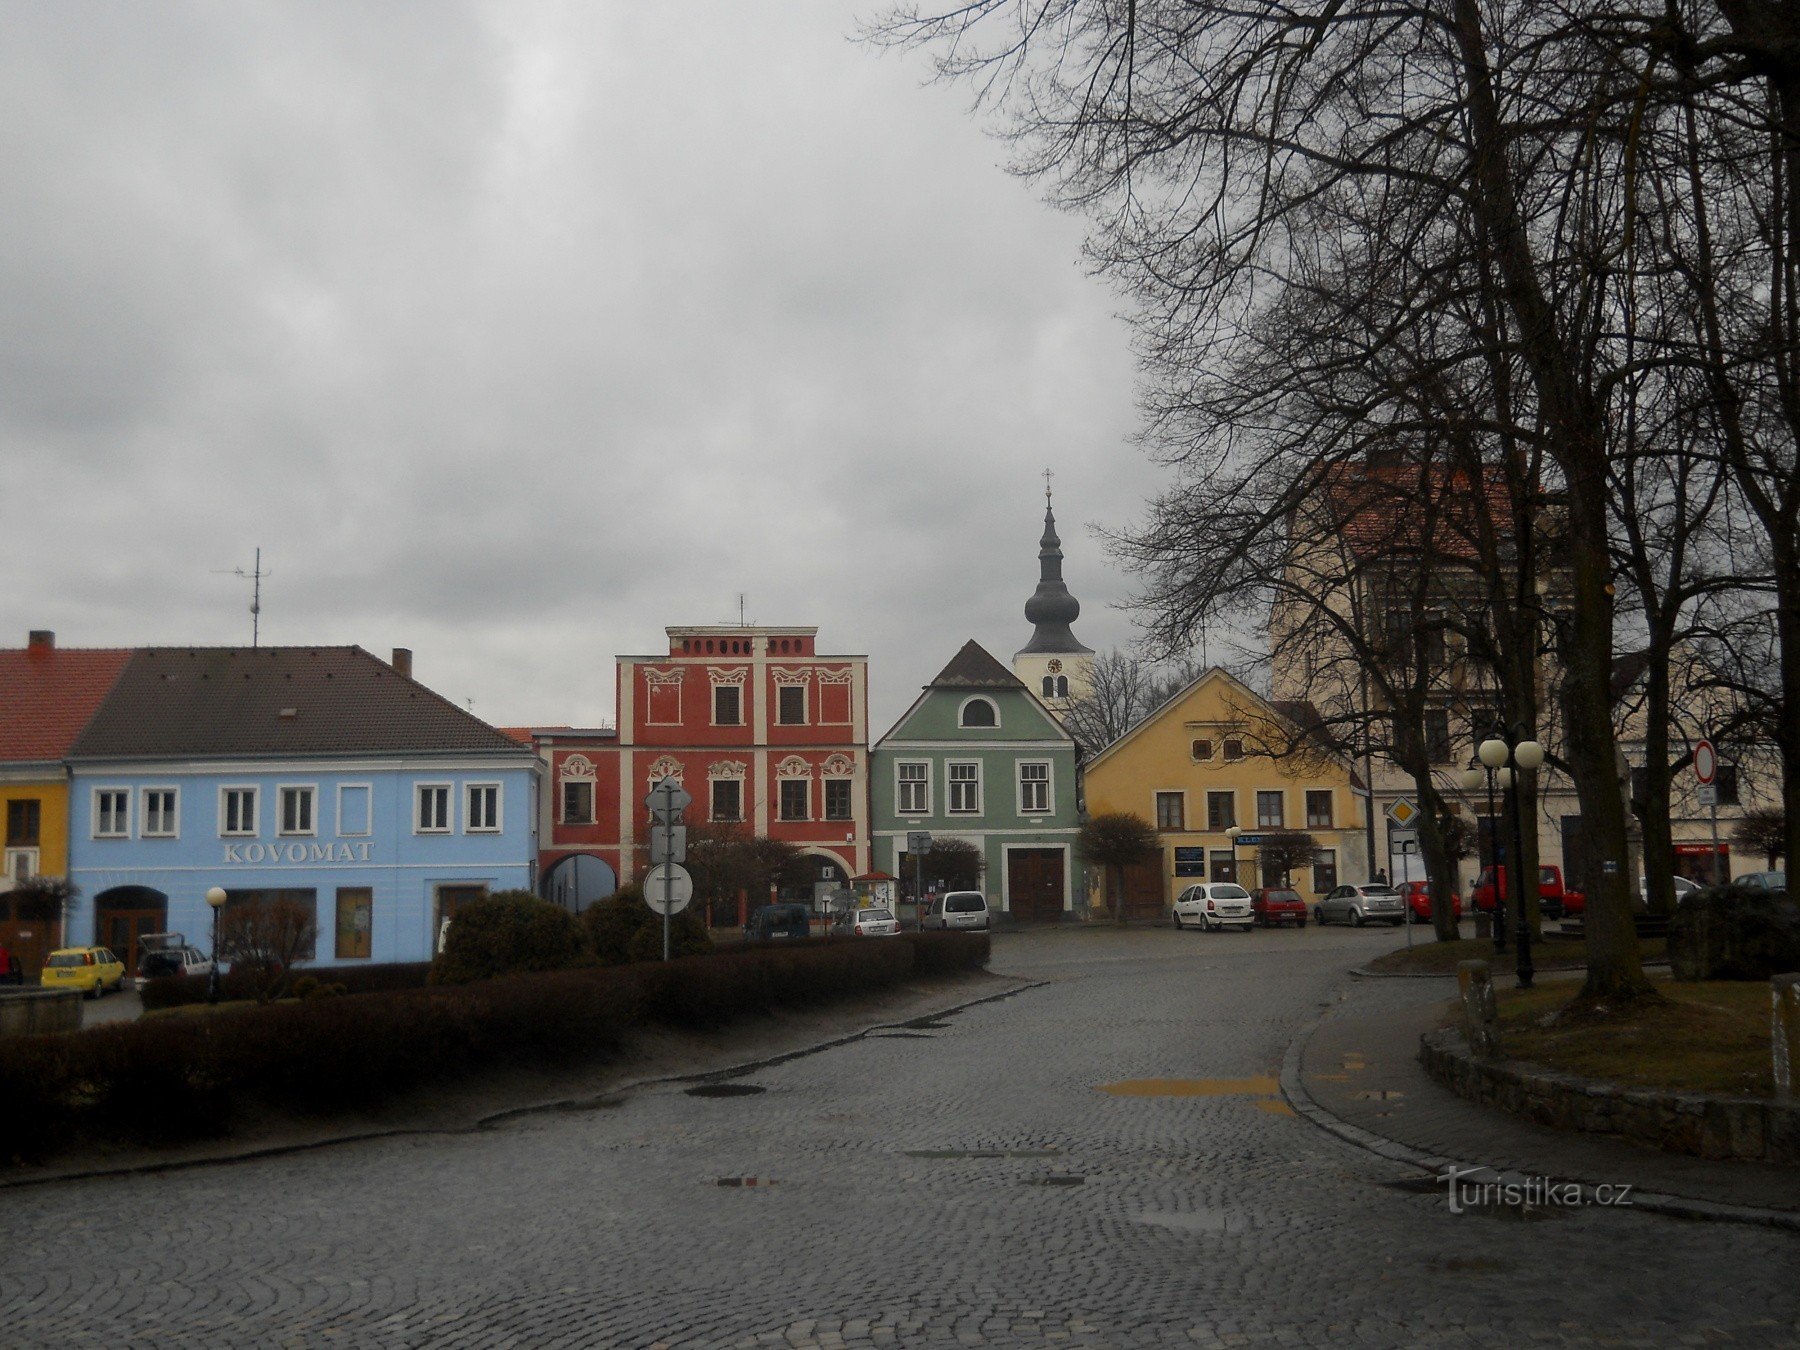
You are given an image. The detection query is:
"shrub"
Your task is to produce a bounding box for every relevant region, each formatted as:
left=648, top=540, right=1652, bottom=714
left=430, top=890, right=594, bottom=985
left=140, top=962, right=432, bottom=1011
left=583, top=884, right=712, bottom=966
left=901, top=931, right=991, bottom=977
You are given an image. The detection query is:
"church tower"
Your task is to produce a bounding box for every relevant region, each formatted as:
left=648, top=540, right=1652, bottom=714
left=1013, top=475, right=1094, bottom=711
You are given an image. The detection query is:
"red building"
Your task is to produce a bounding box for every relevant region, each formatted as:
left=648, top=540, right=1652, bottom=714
left=533, top=626, right=869, bottom=915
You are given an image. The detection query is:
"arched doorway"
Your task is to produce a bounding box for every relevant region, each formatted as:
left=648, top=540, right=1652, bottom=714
left=540, top=853, right=618, bottom=915
left=781, top=852, right=851, bottom=911
left=94, top=885, right=169, bottom=975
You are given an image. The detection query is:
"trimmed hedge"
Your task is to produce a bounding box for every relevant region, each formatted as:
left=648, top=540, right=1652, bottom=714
left=431, top=891, right=592, bottom=985
left=0, top=929, right=988, bottom=1163
left=140, top=962, right=433, bottom=1011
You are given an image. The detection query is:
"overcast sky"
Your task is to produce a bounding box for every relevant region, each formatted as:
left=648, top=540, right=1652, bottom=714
left=2, top=1, right=1170, bottom=734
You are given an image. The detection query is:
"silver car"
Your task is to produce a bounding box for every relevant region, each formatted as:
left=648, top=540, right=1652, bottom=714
left=1315, top=883, right=1404, bottom=927
left=1172, top=882, right=1254, bottom=931
left=922, top=891, right=990, bottom=931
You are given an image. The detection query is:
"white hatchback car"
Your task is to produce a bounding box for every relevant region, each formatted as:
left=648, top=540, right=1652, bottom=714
left=1173, top=882, right=1254, bottom=931
left=852, top=907, right=901, bottom=937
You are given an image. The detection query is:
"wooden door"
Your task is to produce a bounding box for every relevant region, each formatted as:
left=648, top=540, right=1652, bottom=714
left=99, top=909, right=162, bottom=976
left=1006, top=848, right=1065, bottom=923
left=1115, top=858, right=1166, bottom=922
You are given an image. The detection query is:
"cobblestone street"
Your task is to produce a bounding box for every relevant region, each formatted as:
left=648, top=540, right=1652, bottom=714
left=4, top=925, right=1798, bottom=1347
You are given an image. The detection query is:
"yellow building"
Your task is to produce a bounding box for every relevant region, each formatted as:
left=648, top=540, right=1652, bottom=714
left=1082, top=668, right=1371, bottom=917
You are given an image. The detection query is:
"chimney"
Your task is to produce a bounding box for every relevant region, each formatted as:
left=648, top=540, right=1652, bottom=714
left=391, top=648, right=413, bottom=679
left=27, top=630, right=54, bottom=654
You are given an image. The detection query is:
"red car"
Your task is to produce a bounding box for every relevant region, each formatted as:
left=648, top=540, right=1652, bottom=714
left=1397, top=880, right=1463, bottom=925
left=1251, top=887, right=1308, bottom=928
left=1471, top=865, right=1584, bottom=919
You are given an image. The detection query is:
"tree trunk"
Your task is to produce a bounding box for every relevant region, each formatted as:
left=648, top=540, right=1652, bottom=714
left=1638, top=662, right=1679, bottom=917
left=1112, top=862, right=1126, bottom=926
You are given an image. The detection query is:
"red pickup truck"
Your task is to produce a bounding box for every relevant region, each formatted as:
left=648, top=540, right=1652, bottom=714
left=1472, top=865, right=1585, bottom=919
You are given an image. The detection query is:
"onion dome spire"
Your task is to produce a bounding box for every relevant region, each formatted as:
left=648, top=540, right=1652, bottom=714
left=1018, top=473, right=1092, bottom=656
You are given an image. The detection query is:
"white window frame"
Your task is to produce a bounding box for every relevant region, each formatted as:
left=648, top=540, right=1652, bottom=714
left=140, top=786, right=180, bottom=838
left=92, top=787, right=130, bottom=839
left=1017, top=761, right=1052, bottom=816
left=896, top=760, right=931, bottom=816
left=277, top=784, right=318, bottom=837
left=776, top=683, right=808, bottom=726
left=711, top=683, right=743, bottom=727
left=709, top=777, right=743, bottom=823
left=464, top=782, right=502, bottom=833
left=947, top=761, right=982, bottom=815
left=219, top=785, right=259, bottom=838
left=560, top=778, right=597, bottom=825
left=778, top=777, right=811, bottom=822
left=957, top=696, right=1000, bottom=730
left=823, top=777, right=854, bottom=821
left=336, top=782, right=374, bottom=837
left=414, top=782, right=453, bottom=834
left=1255, top=789, right=1285, bottom=830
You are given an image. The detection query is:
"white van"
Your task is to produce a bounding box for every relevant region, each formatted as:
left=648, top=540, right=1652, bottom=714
left=922, top=891, right=990, bottom=931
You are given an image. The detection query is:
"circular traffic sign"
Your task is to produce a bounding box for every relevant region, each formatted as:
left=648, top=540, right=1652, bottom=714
left=1693, top=739, right=1717, bottom=785
left=642, top=863, right=693, bottom=915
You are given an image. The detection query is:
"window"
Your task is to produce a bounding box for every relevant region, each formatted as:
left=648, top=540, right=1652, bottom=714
left=1155, top=791, right=1186, bottom=831
left=1425, top=708, right=1453, bottom=763
left=338, top=784, right=371, bottom=836
left=561, top=780, right=594, bottom=825
left=278, top=786, right=315, bottom=836
left=5, top=799, right=40, bottom=847
left=713, top=684, right=742, bottom=726
left=1305, top=790, right=1334, bottom=829
left=466, top=783, right=500, bottom=832
left=897, top=762, right=930, bottom=816
left=415, top=784, right=451, bottom=833
left=1018, top=762, right=1051, bottom=815
left=1256, top=791, right=1284, bottom=829
left=779, top=778, right=810, bottom=821
left=221, top=788, right=257, bottom=836
left=1191, top=739, right=1214, bottom=761
left=1222, top=739, right=1244, bottom=762
left=94, top=789, right=129, bottom=838
left=335, top=888, right=373, bottom=960
left=824, top=778, right=853, bottom=821
left=1042, top=676, right=1055, bottom=698
left=221, top=889, right=317, bottom=961
left=1716, top=763, right=1741, bottom=806
left=1055, top=675, right=1069, bottom=698
left=1206, top=791, right=1236, bottom=831
left=948, top=762, right=981, bottom=814
left=778, top=685, right=807, bottom=725
left=142, top=788, right=178, bottom=837
left=959, top=698, right=997, bottom=729
left=711, top=778, right=742, bottom=823
left=1313, top=849, right=1339, bottom=894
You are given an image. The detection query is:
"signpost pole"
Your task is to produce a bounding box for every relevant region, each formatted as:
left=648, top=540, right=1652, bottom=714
left=661, top=781, right=673, bottom=962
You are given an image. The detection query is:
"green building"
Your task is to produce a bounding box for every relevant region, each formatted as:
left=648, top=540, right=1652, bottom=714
left=871, top=640, right=1081, bottom=922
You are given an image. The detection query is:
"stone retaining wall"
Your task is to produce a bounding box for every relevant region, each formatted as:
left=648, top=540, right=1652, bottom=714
left=1419, top=1027, right=1800, bottom=1166
left=0, top=988, right=82, bottom=1037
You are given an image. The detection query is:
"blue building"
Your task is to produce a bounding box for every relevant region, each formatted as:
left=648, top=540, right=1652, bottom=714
left=66, top=646, right=537, bottom=971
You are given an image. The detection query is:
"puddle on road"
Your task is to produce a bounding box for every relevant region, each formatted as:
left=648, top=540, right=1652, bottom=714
left=684, top=1083, right=767, bottom=1098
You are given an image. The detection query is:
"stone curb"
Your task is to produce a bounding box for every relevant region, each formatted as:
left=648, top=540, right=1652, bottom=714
left=1279, top=1008, right=1800, bottom=1232
left=0, top=976, right=1043, bottom=1192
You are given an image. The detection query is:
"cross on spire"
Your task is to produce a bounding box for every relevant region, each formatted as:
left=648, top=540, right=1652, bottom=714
left=1042, top=467, right=1054, bottom=502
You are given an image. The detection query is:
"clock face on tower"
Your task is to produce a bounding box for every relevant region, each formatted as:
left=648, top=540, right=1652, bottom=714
left=1047, top=659, right=1063, bottom=673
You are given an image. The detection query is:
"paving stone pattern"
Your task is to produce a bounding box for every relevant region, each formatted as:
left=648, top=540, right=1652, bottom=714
left=3, top=925, right=1798, bottom=1347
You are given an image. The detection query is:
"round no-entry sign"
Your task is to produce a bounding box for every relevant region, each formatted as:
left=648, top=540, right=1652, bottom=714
left=642, top=863, right=694, bottom=915
left=1693, top=739, right=1717, bottom=785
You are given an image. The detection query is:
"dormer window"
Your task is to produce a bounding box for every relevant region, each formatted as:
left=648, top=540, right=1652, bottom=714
left=959, top=697, right=998, bottom=728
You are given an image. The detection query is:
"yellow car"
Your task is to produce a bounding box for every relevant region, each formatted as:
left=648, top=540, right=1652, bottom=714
left=39, top=946, right=126, bottom=999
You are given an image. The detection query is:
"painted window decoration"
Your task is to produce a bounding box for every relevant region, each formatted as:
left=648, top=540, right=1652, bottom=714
left=711, top=778, right=743, bottom=823
left=1018, top=762, right=1051, bottom=814
left=1313, top=848, right=1339, bottom=894
left=824, top=778, right=853, bottom=821
left=1155, top=791, right=1185, bottom=831
left=336, top=887, right=373, bottom=960
left=338, top=785, right=372, bottom=837
left=779, top=779, right=810, bottom=821
left=1256, top=791, right=1285, bottom=829
left=222, top=788, right=257, bottom=837
left=466, top=783, right=501, bottom=832
left=817, top=668, right=854, bottom=724
left=959, top=698, right=998, bottom=729
left=561, top=780, right=595, bottom=825
left=416, top=784, right=451, bottom=833
left=778, top=684, right=807, bottom=726
left=279, top=786, right=315, bottom=837
left=1206, top=790, right=1235, bottom=831
left=142, top=789, right=178, bottom=838
left=644, top=668, right=683, bottom=725
left=897, top=762, right=930, bottom=816
left=94, top=789, right=129, bottom=838
left=1305, top=790, right=1334, bottom=829
left=948, top=762, right=981, bottom=814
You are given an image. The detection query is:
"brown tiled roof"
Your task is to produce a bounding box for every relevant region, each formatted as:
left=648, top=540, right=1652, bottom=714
left=1319, top=460, right=1516, bottom=564
left=70, top=647, right=525, bottom=759
left=0, top=646, right=133, bottom=763
left=929, top=640, right=1027, bottom=691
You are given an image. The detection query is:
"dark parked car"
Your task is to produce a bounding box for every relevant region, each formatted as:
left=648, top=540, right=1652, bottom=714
left=1250, top=888, right=1307, bottom=928
left=745, top=903, right=813, bottom=941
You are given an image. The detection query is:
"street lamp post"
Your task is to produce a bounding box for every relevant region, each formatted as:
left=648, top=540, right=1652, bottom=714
left=1225, top=824, right=1241, bottom=885
left=1480, top=730, right=1545, bottom=989
left=1460, top=759, right=1505, bottom=953
left=205, top=886, right=228, bottom=1005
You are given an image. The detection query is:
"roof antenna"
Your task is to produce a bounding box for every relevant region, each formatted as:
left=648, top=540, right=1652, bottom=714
left=212, top=547, right=268, bottom=647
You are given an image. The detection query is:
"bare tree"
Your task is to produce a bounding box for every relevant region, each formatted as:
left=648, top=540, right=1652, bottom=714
left=218, top=895, right=317, bottom=1002
left=1076, top=812, right=1158, bottom=926
left=1060, top=649, right=1202, bottom=753
left=1253, top=832, right=1321, bottom=890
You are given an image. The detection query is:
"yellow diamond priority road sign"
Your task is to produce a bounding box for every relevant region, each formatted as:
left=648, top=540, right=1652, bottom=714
left=1385, top=798, right=1420, bottom=828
